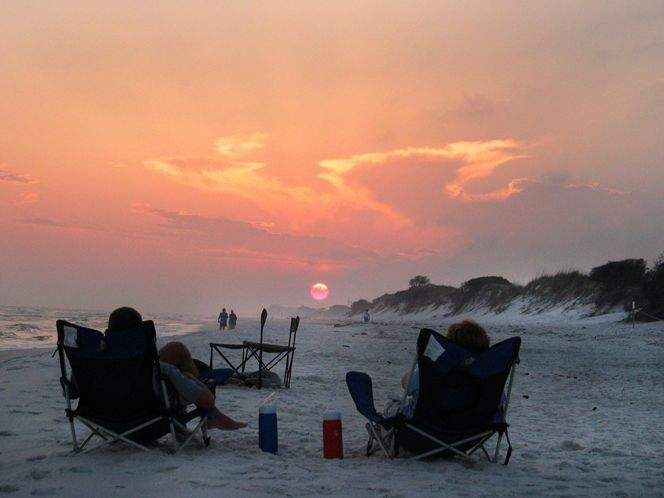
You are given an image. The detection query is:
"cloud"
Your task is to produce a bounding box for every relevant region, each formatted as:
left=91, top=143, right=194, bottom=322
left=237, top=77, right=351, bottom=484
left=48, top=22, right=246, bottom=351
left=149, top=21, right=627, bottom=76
left=319, top=139, right=527, bottom=202
left=18, top=217, right=69, bottom=228
left=147, top=135, right=526, bottom=217
left=0, top=168, right=35, bottom=184
left=145, top=158, right=312, bottom=204
left=141, top=135, right=631, bottom=262
left=144, top=135, right=530, bottom=254
left=131, top=203, right=377, bottom=269
left=215, top=133, right=269, bottom=158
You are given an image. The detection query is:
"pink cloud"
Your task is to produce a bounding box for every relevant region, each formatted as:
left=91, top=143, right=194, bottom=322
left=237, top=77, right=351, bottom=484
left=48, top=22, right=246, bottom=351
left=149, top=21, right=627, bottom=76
left=0, top=168, right=35, bottom=184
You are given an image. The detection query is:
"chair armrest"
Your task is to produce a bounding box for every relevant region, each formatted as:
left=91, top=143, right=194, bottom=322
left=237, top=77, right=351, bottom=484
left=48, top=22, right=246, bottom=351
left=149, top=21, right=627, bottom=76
left=345, top=371, right=384, bottom=423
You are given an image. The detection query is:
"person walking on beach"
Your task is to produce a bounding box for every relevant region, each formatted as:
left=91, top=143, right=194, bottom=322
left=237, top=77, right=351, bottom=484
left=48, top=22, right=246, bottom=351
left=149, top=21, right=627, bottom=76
left=218, top=308, right=228, bottom=330
left=363, top=309, right=371, bottom=323
left=228, top=310, right=237, bottom=330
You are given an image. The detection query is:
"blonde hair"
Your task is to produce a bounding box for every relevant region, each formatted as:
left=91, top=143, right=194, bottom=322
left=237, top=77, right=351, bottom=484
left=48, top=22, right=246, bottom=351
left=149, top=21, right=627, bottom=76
left=446, top=320, right=490, bottom=351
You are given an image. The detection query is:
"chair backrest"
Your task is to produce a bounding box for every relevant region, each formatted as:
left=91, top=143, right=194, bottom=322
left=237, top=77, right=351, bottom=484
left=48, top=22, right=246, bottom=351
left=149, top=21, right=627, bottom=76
left=287, top=316, right=300, bottom=349
left=56, top=320, right=162, bottom=422
left=413, top=328, right=520, bottom=433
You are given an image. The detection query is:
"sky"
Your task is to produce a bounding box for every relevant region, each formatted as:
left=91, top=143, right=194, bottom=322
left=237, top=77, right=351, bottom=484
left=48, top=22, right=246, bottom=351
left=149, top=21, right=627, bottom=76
left=1, top=1, right=663, bottom=315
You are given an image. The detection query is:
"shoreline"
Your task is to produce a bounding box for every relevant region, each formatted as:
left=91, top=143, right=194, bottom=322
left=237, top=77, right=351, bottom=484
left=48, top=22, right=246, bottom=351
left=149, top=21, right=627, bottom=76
left=0, top=309, right=636, bottom=354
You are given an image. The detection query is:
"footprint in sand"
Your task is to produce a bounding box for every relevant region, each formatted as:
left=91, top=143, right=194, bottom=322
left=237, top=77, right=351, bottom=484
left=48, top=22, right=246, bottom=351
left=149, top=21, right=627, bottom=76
left=0, top=430, right=15, bottom=437
left=66, top=466, right=93, bottom=474
left=560, top=440, right=584, bottom=451
left=26, top=455, right=47, bottom=462
left=7, top=365, right=28, bottom=371
left=156, top=465, right=179, bottom=473
left=29, top=470, right=50, bottom=481
left=187, top=480, right=224, bottom=489
left=29, top=488, right=59, bottom=496
left=0, top=485, right=20, bottom=493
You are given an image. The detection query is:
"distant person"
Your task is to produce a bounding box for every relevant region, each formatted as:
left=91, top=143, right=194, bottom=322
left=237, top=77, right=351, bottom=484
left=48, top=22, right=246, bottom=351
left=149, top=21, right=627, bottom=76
left=383, top=320, right=491, bottom=418
left=106, top=307, right=246, bottom=430
left=218, top=308, right=228, bottom=331
left=228, top=310, right=237, bottom=330
left=363, top=309, right=371, bottom=323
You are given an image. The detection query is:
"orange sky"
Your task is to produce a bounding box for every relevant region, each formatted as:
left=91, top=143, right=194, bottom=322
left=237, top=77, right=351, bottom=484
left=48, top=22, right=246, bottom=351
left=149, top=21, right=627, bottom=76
left=1, top=1, right=663, bottom=314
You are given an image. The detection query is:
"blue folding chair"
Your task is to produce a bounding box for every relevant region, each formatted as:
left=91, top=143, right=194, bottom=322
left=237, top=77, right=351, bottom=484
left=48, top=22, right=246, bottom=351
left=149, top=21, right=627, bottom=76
left=56, top=320, right=211, bottom=453
left=346, top=328, right=520, bottom=464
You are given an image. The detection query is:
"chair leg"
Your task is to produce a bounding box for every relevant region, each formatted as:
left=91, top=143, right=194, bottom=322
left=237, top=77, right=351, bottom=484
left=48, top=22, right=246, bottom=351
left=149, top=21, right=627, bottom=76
left=78, top=431, right=97, bottom=451
left=174, top=417, right=207, bottom=453
left=202, top=420, right=211, bottom=447
left=493, top=433, right=504, bottom=463
left=64, top=386, right=79, bottom=452
left=68, top=417, right=79, bottom=452
left=284, top=352, right=290, bottom=388
left=366, top=423, right=393, bottom=458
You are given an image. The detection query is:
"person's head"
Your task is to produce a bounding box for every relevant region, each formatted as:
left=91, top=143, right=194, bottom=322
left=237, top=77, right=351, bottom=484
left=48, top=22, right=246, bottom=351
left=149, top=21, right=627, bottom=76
left=107, top=307, right=143, bottom=334
left=230, top=309, right=234, bottom=314
left=446, top=320, right=490, bottom=352
left=222, top=308, right=226, bottom=312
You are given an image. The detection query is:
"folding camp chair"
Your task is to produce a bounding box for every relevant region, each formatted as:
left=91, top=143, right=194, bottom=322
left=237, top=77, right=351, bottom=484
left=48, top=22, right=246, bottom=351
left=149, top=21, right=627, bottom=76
left=208, top=313, right=300, bottom=389
left=346, top=328, right=520, bottom=465
left=56, top=320, right=211, bottom=454
left=242, top=315, right=300, bottom=388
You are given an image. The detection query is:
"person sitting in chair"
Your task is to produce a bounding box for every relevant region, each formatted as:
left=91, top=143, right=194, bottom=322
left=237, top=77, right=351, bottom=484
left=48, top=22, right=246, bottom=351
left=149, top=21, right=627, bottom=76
left=106, top=307, right=246, bottom=431
left=383, top=320, right=491, bottom=418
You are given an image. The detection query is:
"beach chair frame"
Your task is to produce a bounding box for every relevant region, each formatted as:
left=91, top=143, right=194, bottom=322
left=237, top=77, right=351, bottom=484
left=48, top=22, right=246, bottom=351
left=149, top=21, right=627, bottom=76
left=57, top=320, right=211, bottom=454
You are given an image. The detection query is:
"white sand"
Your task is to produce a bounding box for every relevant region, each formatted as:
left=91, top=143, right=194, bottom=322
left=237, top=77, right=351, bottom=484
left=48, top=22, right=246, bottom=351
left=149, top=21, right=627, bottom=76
left=1, top=317, right=663, bottom=497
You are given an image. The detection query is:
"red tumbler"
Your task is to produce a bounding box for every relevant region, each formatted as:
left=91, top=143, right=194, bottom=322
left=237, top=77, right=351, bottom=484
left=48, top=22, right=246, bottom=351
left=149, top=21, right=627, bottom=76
left=323, top=411, right=343, bottom=459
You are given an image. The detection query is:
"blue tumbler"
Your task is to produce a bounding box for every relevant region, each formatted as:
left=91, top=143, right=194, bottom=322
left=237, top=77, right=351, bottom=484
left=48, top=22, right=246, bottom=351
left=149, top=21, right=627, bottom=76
left=259, top=405, right=278, bottom=454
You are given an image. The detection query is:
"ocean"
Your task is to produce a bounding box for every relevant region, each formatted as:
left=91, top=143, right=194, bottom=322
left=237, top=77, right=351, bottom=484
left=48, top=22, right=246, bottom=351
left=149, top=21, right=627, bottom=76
left=0, top=305, right=208, bottom=350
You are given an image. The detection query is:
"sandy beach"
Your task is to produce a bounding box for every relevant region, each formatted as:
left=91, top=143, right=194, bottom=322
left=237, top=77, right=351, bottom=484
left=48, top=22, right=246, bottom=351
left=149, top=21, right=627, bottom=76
left=1, top=316, right=663, bottom=497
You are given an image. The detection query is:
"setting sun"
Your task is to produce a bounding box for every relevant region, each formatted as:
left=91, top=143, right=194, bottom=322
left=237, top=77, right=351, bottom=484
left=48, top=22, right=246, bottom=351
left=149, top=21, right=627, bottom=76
left=310, top=283, right=330, bottom=301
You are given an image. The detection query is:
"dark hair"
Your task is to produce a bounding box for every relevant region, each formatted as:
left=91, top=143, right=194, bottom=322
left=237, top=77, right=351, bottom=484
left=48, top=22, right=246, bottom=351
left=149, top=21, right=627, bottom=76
left=107, top=307, right=143, bottom=333
left=446, top=320, right=490, bottom=352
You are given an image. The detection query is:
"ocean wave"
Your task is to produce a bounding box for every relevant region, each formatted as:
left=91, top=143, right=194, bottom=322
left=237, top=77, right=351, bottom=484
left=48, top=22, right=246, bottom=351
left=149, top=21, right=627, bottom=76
left=0, top=305, right=206, bottom=350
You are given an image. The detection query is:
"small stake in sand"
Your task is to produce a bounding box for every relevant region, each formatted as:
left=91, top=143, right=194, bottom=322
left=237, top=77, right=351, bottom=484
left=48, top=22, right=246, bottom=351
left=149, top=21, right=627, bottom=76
left=259, top=308, right=267, bottom=389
